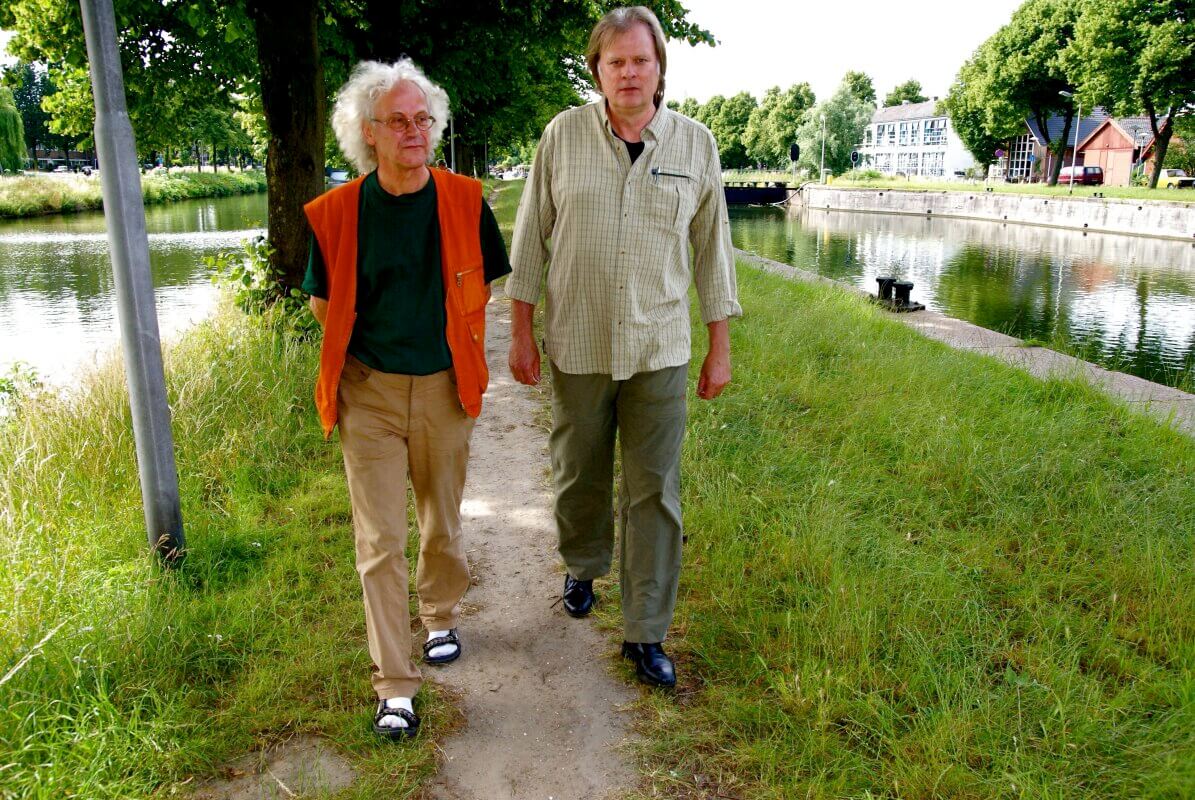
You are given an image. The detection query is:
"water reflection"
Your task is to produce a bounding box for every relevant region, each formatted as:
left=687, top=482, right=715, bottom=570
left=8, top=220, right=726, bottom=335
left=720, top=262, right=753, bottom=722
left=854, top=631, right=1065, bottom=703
left=731, top=206, right=1195, bottom=388
left=0, top=193, right=266, bottom=383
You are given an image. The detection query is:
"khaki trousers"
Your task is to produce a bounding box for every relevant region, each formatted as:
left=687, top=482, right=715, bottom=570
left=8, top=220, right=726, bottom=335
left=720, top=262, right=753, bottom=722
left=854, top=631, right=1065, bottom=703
left=548, top=362, right=687, bottom=643
left=337, top=356, right=474, bottom=699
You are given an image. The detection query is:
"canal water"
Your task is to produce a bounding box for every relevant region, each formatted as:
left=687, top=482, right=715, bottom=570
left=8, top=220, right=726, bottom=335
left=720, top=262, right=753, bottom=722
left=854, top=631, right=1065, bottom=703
left=2, top=194, right=1193, bottom=392
left=732, top=206, right=1195, bottom=390
left=0, top=193, right=266, bottom=384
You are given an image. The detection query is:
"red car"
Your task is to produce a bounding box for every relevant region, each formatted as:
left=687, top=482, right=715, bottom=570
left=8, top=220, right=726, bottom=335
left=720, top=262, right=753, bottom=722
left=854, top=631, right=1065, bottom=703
left=1058, top=165, right=1104, bottom=185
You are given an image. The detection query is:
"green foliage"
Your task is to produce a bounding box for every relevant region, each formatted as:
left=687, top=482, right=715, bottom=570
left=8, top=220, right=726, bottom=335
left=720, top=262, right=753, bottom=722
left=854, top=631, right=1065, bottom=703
left=947, top=0, right=1082, bottom=183
left=0, top=87, right=25, bottom=173
left=796, top=78, right=874, bottom=176
left=705, top=91, right=757, bottom=169
left=842, top=70, right=876, bottom=104
left=1162, top=116, right=1195, bottom=173
left=207, top=237, right=320, bottom=339
left=882, top=78, right=928, bottom=107
left=743, top=83, right=815, bottom=168
left=1066, top=0, right=1195, bottom=187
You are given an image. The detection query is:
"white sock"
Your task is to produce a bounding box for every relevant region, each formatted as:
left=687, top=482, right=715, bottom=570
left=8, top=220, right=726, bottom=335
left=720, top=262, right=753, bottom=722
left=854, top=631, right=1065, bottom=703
left=426, top=629, right=458, bottom=660
left=377, top=696, right=414, bottom=729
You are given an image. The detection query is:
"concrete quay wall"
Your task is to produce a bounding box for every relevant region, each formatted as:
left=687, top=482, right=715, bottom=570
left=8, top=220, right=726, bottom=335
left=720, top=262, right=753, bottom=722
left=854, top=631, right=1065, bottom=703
left=798, top=186, right=1195, bottom=241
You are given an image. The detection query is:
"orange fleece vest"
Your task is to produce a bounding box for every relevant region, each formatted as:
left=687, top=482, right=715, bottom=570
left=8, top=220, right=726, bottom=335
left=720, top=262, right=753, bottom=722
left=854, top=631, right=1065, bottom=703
left=304, top=169, right=489, bottom=438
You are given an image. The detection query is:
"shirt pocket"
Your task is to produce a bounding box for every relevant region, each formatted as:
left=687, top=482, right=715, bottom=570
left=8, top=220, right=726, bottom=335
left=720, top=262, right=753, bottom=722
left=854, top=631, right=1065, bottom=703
left=647, top=167, right=697, bottom=234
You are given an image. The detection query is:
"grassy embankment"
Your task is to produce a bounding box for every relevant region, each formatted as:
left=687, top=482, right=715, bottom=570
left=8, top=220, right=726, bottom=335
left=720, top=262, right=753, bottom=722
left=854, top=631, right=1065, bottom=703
left=596, top=273, right=1194, bottom=798
left=724, top=168, right=1195, bottom=203
left=0, top=170, right=268, bottom=219
left=2, top=178, right=1191, bottom=798
left=0, top=313, right=454, bottom=790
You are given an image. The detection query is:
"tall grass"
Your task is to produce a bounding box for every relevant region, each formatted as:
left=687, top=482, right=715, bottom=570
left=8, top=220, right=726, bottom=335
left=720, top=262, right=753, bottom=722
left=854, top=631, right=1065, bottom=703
left=0, top=171, right=268, bottom=219
left=0, top=308, right=448, bottom=798
left=597, top=267, right=1195, bottom=799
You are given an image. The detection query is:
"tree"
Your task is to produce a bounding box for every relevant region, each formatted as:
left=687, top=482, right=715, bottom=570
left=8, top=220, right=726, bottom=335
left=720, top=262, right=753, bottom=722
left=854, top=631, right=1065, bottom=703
left=1066, top=0, right=1195, bottom=188
left=1, top=61, right=69, bottom=164
left=883, top=79, right=928, bottom=107
left=944, top=52, right=1012, bottom=167
left=707, top=91, right=756, bottom=169
left=796, top=78, right=873, bottom=176
left=1162, top=115, right=1195, bottom=174
left=952, top=0, right=1083, bottom=185
left=743, top=83, right=814, bottom=168
left=1, top=0, right=712, bottom=288
left=842, top=70, right=876, bottom=105
left=0, top=87, right=25, bottom=172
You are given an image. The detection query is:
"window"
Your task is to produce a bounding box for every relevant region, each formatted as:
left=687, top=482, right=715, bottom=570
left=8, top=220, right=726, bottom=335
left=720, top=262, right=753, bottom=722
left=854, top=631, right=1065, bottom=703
left=899, top=122, right=909, bottom=146
left=922, top=152, right=944, bottom=176
left=909, top=122, right=920, bottom=146
left=888, top=124, right=896, bottom=145
left=924, top=118, right=947, bottom=145
left=865, top=127, right=874, bottom=146
left=907, top=152, right=919, bottom=174
left=1007, top=133, right=1034, bottom=179
left=875, top=153, right=892, bottom=172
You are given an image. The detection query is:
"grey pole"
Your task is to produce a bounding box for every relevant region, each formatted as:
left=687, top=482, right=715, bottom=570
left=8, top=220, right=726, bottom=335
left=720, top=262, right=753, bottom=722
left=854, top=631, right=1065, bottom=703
left=80, top=0, right=185, bottom=563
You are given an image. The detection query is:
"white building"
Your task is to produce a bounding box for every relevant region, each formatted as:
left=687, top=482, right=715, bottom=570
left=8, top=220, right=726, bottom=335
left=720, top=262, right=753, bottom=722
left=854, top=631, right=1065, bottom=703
left=857, top=100, right=975, bottom=178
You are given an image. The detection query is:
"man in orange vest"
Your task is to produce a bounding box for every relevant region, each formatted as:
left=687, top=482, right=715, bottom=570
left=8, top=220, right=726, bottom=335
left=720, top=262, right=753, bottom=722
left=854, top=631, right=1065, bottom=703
left=303, top=59, right=510, bottom=739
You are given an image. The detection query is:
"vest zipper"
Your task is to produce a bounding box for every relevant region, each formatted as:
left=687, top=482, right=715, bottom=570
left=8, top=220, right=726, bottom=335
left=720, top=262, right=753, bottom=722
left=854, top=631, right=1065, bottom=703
left=455, top=267, right=480, bottom=287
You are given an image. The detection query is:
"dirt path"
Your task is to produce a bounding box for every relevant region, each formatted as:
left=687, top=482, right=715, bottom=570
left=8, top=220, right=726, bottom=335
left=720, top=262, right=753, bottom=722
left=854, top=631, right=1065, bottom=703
left=422, top=286, right=638, bottom=800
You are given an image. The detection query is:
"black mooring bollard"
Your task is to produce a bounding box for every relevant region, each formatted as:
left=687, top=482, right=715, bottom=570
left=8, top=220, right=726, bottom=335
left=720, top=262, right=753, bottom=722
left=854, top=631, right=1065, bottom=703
left=877, top=276, right=896, bottom=301
left=893, top=281, right=914, bottom=307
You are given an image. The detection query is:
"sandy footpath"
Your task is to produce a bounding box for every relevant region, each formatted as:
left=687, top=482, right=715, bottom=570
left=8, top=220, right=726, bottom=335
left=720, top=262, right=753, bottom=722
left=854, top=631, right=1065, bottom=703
left=421, top=286, right=638, bottom=800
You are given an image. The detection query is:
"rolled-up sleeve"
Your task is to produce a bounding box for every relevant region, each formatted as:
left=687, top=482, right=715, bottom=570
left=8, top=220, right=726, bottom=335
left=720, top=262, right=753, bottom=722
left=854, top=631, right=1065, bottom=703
left=505, top=121, right=558, bottom=305
left=690, top=144, right=743, bottom=324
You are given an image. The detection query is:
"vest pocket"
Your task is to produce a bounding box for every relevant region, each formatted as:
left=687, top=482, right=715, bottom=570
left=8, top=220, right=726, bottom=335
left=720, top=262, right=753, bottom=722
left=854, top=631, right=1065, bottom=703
left=454, top=265, right=488, bottom=314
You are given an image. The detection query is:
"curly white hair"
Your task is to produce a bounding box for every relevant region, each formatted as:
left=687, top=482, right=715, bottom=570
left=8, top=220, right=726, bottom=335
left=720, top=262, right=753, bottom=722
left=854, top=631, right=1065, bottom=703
left=331, top=59, right=451, bottom=174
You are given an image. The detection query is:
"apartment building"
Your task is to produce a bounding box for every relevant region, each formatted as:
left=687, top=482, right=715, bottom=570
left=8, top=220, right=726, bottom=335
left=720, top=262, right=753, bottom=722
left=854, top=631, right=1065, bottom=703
left=857, top=100, right=976, bottom=178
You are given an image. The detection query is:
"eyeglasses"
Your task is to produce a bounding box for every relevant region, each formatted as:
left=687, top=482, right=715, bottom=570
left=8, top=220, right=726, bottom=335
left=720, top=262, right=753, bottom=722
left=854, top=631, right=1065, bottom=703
left=369, top=114, right=435, bottom=133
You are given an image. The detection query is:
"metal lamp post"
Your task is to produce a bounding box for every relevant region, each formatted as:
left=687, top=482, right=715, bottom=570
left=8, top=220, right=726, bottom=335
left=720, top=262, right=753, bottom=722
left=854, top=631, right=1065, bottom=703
left=79, top=0, right=185, bottom=563
left=819, top=113, right=827, bottom=183
left=1059, top=90, right=1081, bottom=195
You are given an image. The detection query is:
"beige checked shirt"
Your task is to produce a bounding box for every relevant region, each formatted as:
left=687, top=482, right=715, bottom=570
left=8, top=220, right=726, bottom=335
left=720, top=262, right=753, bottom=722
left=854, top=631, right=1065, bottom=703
left=507, top=101, right=742, bottom=380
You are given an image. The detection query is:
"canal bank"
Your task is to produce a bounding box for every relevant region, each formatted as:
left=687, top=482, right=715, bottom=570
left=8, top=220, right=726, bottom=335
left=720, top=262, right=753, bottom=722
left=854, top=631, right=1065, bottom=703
left=797, top=185, right=1195, bottom=241
left=735, top=246, right=1195, bottom=438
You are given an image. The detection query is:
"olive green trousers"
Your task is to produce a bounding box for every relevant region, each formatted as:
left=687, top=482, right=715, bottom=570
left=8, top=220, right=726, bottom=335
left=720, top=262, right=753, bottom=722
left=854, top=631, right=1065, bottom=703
left=548, top=361, right=687, bottom=643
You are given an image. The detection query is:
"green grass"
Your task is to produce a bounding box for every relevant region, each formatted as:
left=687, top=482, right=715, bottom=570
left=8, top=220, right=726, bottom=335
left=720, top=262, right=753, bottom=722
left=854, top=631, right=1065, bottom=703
left=0, top=309, right=453, bottom=798
left=0, top=170, right=268, bottom=219
left=724, top=169, right=1195, bottom=204
left=592, top=266, right=1194, bottom=799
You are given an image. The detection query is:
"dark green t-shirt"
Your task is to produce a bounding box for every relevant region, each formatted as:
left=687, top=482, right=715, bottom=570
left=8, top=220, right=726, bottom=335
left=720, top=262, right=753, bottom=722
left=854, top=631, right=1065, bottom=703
left=302, top=172, right=511, bottom=375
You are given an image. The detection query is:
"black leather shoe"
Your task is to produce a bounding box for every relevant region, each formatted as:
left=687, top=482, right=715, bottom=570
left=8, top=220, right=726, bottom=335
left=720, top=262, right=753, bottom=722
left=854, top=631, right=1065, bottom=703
left=562, top=575, right=595, bottom=618
left=621, top=641, right=676, bottom=688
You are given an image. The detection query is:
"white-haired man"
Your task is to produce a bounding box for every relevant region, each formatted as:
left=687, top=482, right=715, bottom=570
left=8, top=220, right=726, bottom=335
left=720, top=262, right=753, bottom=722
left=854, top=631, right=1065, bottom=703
left=507, top=7, right=740, bottom=688
left=303, top=59, right=510, bottom=738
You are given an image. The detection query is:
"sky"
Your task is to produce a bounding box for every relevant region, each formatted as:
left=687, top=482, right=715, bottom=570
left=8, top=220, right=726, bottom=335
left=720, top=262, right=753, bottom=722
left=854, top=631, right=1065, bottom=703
left=663, top=0, right=1024, bottom=105
left=4, top=1, right=1025, bottom=103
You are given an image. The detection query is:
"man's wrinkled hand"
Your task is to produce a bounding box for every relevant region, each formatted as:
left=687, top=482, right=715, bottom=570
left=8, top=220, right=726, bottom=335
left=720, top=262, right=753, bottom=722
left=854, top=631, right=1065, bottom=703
left=508, top=331, right=542, bottom=386
left=696, top=349, right=730, bottom=400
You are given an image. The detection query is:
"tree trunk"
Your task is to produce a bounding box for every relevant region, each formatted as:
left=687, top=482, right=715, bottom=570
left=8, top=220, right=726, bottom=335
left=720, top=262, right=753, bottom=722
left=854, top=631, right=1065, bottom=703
left=248, top=0, right=325, bottom=289
left=1039, top=108, right=1073, bottom=187
left=1146, top=106, right=1172, bottom=190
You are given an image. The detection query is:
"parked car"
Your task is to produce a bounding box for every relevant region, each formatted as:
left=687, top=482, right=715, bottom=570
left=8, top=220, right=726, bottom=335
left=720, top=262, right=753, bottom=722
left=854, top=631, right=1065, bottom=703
left=52, top=165, right=70, bottom=174
left=1057, top=165, right=1104, bottom=186
left=1158, top=168, right=1195, bottom=189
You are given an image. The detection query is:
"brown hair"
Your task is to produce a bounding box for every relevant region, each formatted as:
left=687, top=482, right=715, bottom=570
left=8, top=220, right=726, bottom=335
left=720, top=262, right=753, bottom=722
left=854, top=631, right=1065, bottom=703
left=586, top=6, right=667, bottom=107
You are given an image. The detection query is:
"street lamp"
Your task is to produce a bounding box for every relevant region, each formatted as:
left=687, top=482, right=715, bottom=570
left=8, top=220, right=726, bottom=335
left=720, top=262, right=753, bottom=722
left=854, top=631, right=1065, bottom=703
left=819, top=113, right=827, bottom=183
left=1058, top=90, right=1081, bottom=195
